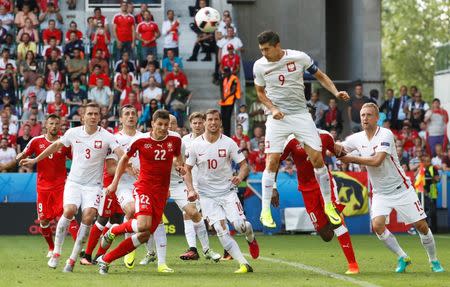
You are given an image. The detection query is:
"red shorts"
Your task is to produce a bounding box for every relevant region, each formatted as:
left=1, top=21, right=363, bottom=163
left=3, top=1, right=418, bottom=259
left=301, top=186, right=345, bottom=231
left=133, top=188, right=168, bottom=233
left=98, top=191, right=123, bottom=218
left=37, top=184, right=64, bottom=221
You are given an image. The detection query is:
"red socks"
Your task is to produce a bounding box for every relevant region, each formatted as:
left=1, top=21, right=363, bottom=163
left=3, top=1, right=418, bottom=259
left=68, top=220, right=79, bottom=241
left=103, top=237, right=136, bottom=263
left=85, top=223, right=103, bottom=256
left=111, top=220, right=134, bottom=235
left=337, top=232, right=357, bottom=265
left=40, top=225, right=54, bottom=251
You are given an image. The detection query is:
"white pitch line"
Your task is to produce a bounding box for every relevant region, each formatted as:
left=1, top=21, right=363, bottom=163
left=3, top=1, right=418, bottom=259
left=435, top=235, right=450, bottom=239
left=254, top=255, right=382, bottom=287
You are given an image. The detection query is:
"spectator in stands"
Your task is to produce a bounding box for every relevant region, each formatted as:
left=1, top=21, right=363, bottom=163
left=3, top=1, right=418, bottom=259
left=114, top=64, right=135, bottom=102
left=163, top=80, right=191, bottom=127
left=63, top=32, right=84, bottom=59
left=67, top=48, right=88, bottom=84
left=141, top=61, right=161, bottom=88
left=65, top=21, right=83, bottom=42
left=409, top=148, right=423, bottom=172
left=0, top=79, right=14, bottom=105
left=307, top=90, right=328, bottom=127
left=237, top=104, right=249, bottom=135
left=442, top=149, right=450, bottom=171
left=18, top=50, right=36, bottom=84
left=398, top=120, right=418, bottom=154
left=16, top=17, right=38, bottom=44
left=114, top=51, right=136, bottom=73
left=121, top=91, right=142, bottom=117
left=0, top=63, right=16, bottom=92
left=22, top=76, right=45, bottom=106
left=91, top=21, right=110, bottom=59
left=0, top=48, right=14, bottom=71
left=425, top=98, right=448, bottom=157
left=100, top=116, right=114, bottom=133
left=162, top=49, right=183, bottom=73
left=0, top=137, right=16, bottom=172
left=0, top=5, right=13, bottom=32
left=347, top=83, right=370, bottom=130
left=42, top=19, right=62, bottom=45
left=17, top=33, right=36, bottom=60
left=422, top=153, right=439, bottom=233
left=38, top=0, right=59, bottom=12
left=100, top=105, right=115, bottom=122
left=410, top=108, right=424, bottom=131
left=1, top=110, right=16, bottom=135
left=138, top=98, right=159, bottom=128
left=113, top=1, right=136, bottom=61
left=1, top=121, right=15, bottom=148
left=0, top=19, right=8, bottom=43
left=250, top=125, right=264, bottom=152
left=1, top=34, right=15, bottom=58
left=219, top=44, right=240, bottom=74
left=22, top=111, right=43, bottom=137
left=216, top=14, right=236, bottom=41
left=380, top=88, right=400, bottom=128
left=431, top=143, right=444, bottom=169
left=162, top=9, right=180, bottom=57
left=38, top=2, right=63, bottom=30
left=410, top=85, right=418, bottom=98
left=407, top=91, right=429, bottom=120
left=249, top=97, right=267, bottom=128
left=280, top=158, right=296, bottom=175
left=142, top=76, right=162, bottom=103
left=93, top=7, right=108, bottom=30
left=396, top=145, right=410, bottom=171
left=219, top=67, right=240, bottom=136
left=89, top=49, right=109, bottom=75
left=135, top=3, right=153, bottom=24
left=47, top=92, right=68, bottom=117
left=71, top=105, right=84, bottom=123
left=136, top=10, right=160, bottom=61
left=187, top=26, right=215, bottom=62
left=89, top=64, right=110, bottom=88
left=2, top=105, right=18, bottom=129
left=232, top=124, right=251, bottom=150
left=16, top=123, right=31, bottom=154
left=164, top=63, right=188, bottom=89
left=140, top=53, right=160, bottom=73
left=120, top=80, right=141, bottom=106
left=321, top=97, right=343, bottom=135
left=46, top=80, right=65, bottom=103
left=43, top=37, right=62, bottom=60
left=66, top=78, right=87, bottom=116
left=45, top=61, right=63, bottom=90
left=21, top=97, right=43, bottom=121
left=89, top=77, right=113, bottom=112
left=217, top=27, right=243, bottom=63
left=368, top=89, right=379, bottom=104
left=396, top=85, right=411, bottom=129
left=45, top=48, right=64, bottom=75
left=249, top=140, right=266, bottom=172
left=14, top=4, right=38, bottom=28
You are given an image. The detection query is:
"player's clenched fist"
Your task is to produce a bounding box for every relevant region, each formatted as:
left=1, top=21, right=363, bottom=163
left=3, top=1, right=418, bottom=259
left=270, top=107, right=285, bottom=120
left=335, top=91, right=350, bottom=101
left=230, top=175, right=243, bottom=186
left=187, top=189, right=199, bottom=202
left=176, top=165, right=186, bottom=176
left=105, top=183, right=118, bottom=195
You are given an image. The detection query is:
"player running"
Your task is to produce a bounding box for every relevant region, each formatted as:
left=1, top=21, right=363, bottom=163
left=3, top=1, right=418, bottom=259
left=253, top=30, right=349, bottom=228
left=339, top=103, right=444, bottom=273
left=184, top=109, right=259, bottom=274
left=16, top=114, right=79, bottom=258
left=97, top=109, right=183, bottom=275
left=271, top=106, right=359, bottom=275
left=20, top=103, right=123, bottom=273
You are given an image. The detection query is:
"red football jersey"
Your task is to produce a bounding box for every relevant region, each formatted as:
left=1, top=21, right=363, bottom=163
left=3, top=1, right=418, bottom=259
left=113, top=13, right=135, bottom=42
left=23, top=135, right=71, bottom=191
left=281, top=130, right=334, bottom=191
left=136, top=21, right=159, bottom=47
left=249, top=151, right=266, bottom=172
left=164, top=72, right=188, bottom=88
left=127, top=134, right=181, bottom=192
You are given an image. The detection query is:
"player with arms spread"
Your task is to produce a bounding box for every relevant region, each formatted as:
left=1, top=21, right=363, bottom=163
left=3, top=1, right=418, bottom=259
left=184, top=109, right=259, bottom=274
left=98, top=109, right=183, bottom=274
left=272, top=105, right=359, bottom=274
left=339, top=103, right=444, bottom=273
left=17, top=114, right=78, bottom=258
left=20, top=103, right=123, bottom=272
left=253, top=31, right=350, bottom=228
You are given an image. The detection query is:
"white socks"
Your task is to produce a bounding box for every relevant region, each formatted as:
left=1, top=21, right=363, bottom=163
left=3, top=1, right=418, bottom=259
left=193, top=220, right=210, bottom=253
left=69, top=223, right=90, bottom=261
left=53, top=216, right=71, bottom=255
left=146, top=235, right=155, bottom=254
left=154, top=223, right=167, bottom=266
left=377, top=229, right=407, bottom=258
left=314, top=166, right=332, bottom=204
left=214, top=222, right=248, bottom=265
left=184, top=219, right=196, bottom=249
left=234, top=220, right=255, bottom=242
left=419, top=229, right=438, bottom=262
left=261, top=170, right=276, bottom=211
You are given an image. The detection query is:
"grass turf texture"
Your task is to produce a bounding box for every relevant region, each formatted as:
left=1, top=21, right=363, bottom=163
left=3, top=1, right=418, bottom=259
left=1, top=234, right=449, bottom=287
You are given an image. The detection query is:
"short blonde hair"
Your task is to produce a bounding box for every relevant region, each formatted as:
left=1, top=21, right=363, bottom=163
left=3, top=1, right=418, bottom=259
left=361, top=103, right=379, bottom=115
left=189, top=112, right=205, bottom=122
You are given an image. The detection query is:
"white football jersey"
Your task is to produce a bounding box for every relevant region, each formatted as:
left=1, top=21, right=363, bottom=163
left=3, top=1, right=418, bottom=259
left=253, top=49, right=314, bottom=115
left=60, top=126, right=120, bottom=187
left=186, top=134, right=245, bottom=197
left=167, top=130, right=183, bottom=189
left=342, top=127, right=411, bottom=196
left=115, top=130, right=142, bottom=186
left=182, top=133, right=200, bottom=188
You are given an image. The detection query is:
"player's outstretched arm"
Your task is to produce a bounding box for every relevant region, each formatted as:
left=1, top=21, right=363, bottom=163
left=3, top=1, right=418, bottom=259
left=184, top=164, right=198, bottom=202
left=340, top=152, right=387, bottom=167
left=255, top=84, right=284, bottom=120
left=19, top=140, right=63, bottom=166
left=313, top=69, right=350, bottom=101
left=231, top=160, right=250, bottom=186
left=107, top=154, right=130, bottom=195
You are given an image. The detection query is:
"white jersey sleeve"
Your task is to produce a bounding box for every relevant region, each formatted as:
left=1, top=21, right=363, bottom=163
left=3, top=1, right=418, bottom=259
left=341, top=134, right=359, bottom=154
left=185, top=143, right=197, bottom=167
left=374, top=129, right=394, bottom=155
left=230, top=140, right=245, bottom=164
left=59, top=128, right=73, bottom=147
left=253, top=61, right=265, bottom=87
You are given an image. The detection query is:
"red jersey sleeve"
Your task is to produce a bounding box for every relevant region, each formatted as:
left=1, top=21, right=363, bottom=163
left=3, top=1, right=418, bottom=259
left=127, top=139, right=140, bottom=157
left=173, top=137, right=181, bottom=157
left=23, top=137, right=36, bottom=157
left=322, top=132, right=335, bottom=154
left=280, top=138, right=295, bottom=161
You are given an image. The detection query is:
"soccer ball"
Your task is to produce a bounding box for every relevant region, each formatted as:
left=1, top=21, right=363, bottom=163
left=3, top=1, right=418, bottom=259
left=195, top=7, right=221, bottom=33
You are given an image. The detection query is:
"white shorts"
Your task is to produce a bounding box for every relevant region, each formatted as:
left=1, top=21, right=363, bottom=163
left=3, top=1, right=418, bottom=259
left=265, top=113, right=322, bottom=153
left=170, top=181, right=200, bottom=211
left=371, top=187, right=427, bottom=224
left=116, top=183, right=135, bottom=210
left=63, top=180, right=102, bottom=211
left=200, top=192, right=245, bottom=225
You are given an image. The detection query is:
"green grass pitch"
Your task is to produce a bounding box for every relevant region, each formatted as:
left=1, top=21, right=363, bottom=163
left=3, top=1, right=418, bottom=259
left=1, top=234, right=449, bottom=287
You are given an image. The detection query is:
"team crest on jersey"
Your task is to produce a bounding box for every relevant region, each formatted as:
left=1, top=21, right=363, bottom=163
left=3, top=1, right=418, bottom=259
left=286, top=61, right=296, bottom=72
left=167, top=142, right=173, bottom=151
left=144, top=143, right=152, bottom=149
left=94, top=140, right=102, bottom=149
left=39, top=144, right=45, bottom=149
left=218, top=149, right=226, bottom=157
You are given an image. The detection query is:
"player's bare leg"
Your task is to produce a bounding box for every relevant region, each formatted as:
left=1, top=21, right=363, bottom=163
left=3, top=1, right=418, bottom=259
left=180, top=204, right=221, bottom=261
left=304, top=145, right=341, bottom=225
left=48, top=204, right=77, bottom=268
left=260, top=153, right=280, bottom=228
left=372, top=216, right=412, bottom=273
left=63, top=208, right=96, bottom=272
left=233, top=219, right=259, bottom=259
left=122, top=202, right=137, bottom=269
left=413, top=219, right=444, bottom=272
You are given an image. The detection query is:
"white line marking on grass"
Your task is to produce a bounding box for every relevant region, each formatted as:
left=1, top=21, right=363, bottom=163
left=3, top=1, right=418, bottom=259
left=254, top=255, right=381, bottom=287
left=435, top=235, right=450, bottom=239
